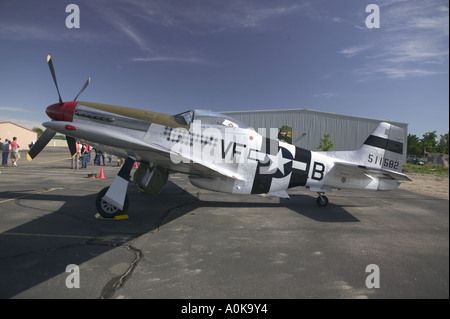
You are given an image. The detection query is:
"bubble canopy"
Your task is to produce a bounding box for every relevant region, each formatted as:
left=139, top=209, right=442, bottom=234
left=174, top=109, right=253, bottom=130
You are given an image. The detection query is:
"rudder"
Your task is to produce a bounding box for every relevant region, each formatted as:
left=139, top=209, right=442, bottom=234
left=357, top=122, right=406, bottom=173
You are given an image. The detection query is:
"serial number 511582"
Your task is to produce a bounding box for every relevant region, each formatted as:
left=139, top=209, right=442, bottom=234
left=368, top=154, right=399, bottom=170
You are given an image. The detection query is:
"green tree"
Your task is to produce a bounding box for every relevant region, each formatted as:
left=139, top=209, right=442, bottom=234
left=32, top=127, right=43, bottom=137
left=437, top=132, right=449, bottom=154
left=421, top=131, right=438, bottom=154
left=407, top=134, right=422, bottom=156
left=317, top=133, right=334, bottom=151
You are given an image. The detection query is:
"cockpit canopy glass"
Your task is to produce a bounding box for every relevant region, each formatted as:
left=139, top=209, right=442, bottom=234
left=174, top=110, right=253, bottom=130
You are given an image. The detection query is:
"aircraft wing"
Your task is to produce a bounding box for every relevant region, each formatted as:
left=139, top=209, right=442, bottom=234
left=43, top=120, right=244, bottom=181
left=166, top=159, right=245, bottom=181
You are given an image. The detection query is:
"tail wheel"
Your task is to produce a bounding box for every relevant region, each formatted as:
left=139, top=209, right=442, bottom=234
left=95, top=187, right=129, bottom=218
left=316, top=195, right=329, bottom=207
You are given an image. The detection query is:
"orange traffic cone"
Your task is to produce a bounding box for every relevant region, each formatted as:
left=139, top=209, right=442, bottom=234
left=99, top=168, right=105, bottom=179
left=134, top=162, right=139, bottom=168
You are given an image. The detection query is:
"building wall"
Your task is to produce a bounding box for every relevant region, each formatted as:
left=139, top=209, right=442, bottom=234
left=0, top=122, right=38, bottom=151
left=47, top=138, right=69, bottom=148
left=221, top=109, right=408, bottom=161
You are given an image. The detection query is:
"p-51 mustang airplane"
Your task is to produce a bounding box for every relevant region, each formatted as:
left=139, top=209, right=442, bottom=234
left=29, top=56, right=411, bottom=218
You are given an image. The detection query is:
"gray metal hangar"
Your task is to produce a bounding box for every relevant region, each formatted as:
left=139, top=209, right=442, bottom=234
left=221, top=108, right=408, bottom=162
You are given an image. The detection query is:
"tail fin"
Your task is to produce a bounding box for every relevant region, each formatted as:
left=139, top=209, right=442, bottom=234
left=357, top=122, right=406, bottom=173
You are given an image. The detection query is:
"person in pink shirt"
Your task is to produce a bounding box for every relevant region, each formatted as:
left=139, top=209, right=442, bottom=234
left=10, top=137, right=20, bottom=167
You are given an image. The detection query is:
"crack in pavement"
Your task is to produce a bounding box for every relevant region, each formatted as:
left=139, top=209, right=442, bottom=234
left=98, top=193, right=199, bottom=299
left=99, top=240, right=143, bottom=299
left=0, top=232, right=138, bottom=261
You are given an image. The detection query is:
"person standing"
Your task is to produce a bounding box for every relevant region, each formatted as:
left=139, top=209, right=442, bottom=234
left=98, top=149, right=105, bottom=165
left=85, top=144, right=92, bottom=163
left=1, top=138, right=10, bottom=166
left=10, top=137, right=20, bottom=167
left=80, top=143, right=90, bottom=168
left=80, top=143, right=87, bottom=168
left=107, top=153, right=113, bottom=164
left=94, top=148, right=100, bottom=165
left=71, top=141, right=82, bottom=169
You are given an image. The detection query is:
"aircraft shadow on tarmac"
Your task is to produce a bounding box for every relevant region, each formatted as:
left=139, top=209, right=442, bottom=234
left=0, top=181, right=358, bottom=298
left=199, top=198, right=360, bottom=223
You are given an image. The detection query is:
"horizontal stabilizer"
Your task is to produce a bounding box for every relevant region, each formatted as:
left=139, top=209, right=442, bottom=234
left=321, top=162, right=411, bottom=191
left=357, top=165, right=412, bottom=181
left=335, top=163, right=412, bottom=181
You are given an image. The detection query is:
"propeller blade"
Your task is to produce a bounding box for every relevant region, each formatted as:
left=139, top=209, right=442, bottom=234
left=66, top=136, right=77, bottom=158
left=47, top=55, right=63, bottom=105
left=27, top=128, right=56, bottom=161
left=73, top=77, right=90, bottom=101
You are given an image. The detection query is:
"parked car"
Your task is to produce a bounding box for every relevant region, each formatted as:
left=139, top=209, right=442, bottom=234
left=407, top=157, right=425, bottom=165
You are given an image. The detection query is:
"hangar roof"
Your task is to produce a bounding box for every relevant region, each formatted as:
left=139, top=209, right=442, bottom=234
left=220, top=108, right=407, bottom=127
left=0, top=122, right=36, bottom=133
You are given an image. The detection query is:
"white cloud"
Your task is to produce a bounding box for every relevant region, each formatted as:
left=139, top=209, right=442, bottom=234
left=370, top=67, right=440, bottom=79
left=0, top=106, right=34, bottom=113
left=115, top=0, right=301, bottom=34
left=98, top=8, right=153, bottom=53
left=331, top=17, right=344, bottom=23
left=343, top=0, right=449, bottom=80
left=108, top=0, right=302, bottom=63
left=383, top=38, right=448, bottom=64
left=339, top=45, right=371, bottom=57
left=0, top=107, right=43, bottom=129
left=0, top=21, right=101, bottom=43
left=0, top=24, right=53, bottom=41
left=312, top=93, right=336, bottom=98
left=131, top=56, right=209, bottom=64
left=412, top=16, right=449, bottom=36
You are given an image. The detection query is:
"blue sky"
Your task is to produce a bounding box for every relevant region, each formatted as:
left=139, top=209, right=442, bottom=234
left=0, top=0, right=448, bottom=138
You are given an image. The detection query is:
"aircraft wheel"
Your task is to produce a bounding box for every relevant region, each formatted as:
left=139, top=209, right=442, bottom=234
left=95, top=187, right=129, bottom=218
left=316, top=195, right=329, bottom=207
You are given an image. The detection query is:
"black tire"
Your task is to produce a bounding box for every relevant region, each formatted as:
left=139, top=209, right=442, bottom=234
left=316, top=195, right=329, bottom=207
left=95, top=187, right=129, bottom=218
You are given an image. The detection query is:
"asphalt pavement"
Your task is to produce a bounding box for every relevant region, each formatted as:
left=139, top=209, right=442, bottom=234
left=0, top=147, right=448, bottom=300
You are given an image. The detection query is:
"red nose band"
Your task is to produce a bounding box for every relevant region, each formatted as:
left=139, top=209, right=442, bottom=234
left=46, top=101, right=78, bottom=122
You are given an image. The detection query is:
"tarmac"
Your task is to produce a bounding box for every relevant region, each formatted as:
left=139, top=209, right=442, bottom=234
left=0, top=147, right=448, bottom=299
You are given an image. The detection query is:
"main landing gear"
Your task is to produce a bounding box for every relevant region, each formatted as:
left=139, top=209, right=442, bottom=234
left=316, top=193, right=329, bottom=207
left=96, top=186, right=130, bottom=218
left=95, top=157, right=135, bottom=219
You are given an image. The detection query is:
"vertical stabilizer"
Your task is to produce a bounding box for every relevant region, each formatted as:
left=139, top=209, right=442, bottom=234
left=357, top=122, right=405, bottom=173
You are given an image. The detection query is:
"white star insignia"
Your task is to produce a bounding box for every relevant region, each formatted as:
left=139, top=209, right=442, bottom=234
left=266, top=149, right=291, bottom=175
